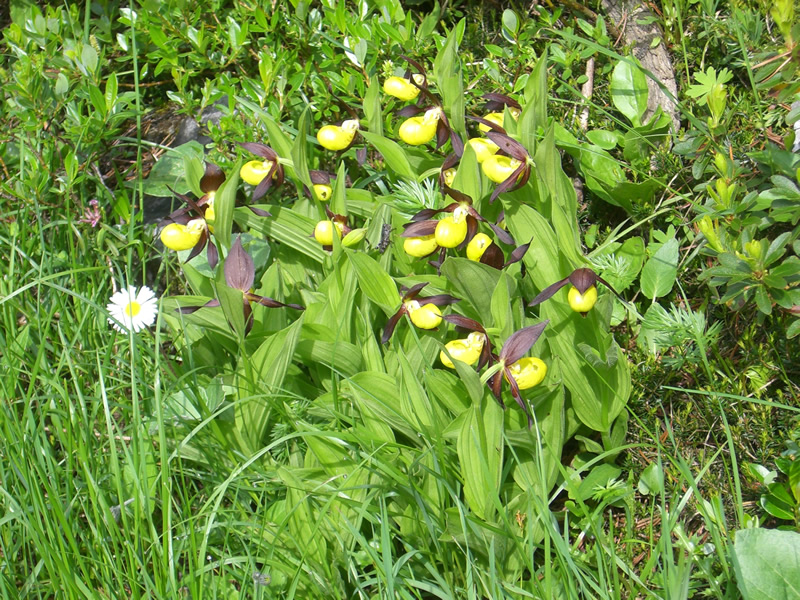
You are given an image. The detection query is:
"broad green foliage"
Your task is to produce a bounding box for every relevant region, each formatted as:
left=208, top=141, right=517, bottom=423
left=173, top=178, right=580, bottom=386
left=4, top=0, right=800, bottom=596
left=155, top=19, right=632, bottom=588
left=733, top=528, right=800, bottom=599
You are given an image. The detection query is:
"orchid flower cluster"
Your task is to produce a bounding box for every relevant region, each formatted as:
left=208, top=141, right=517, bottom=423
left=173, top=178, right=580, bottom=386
left=147, top=53, right=627, bottom=426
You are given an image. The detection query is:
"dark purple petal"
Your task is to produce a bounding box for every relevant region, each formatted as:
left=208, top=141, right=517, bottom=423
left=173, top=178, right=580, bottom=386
left=225, top=236, right=255, bottom=292
left=177, top=298, right=220, bottom=314
left=381, top=309, right=406, bottom=344
left=477, top=342, right=493, bottom=370
left=500, top=321, right=549, bottom=364
left=401, top=220, right=438, bottom=237
left=488, top=372, right=506, bottom=407
left=206, top=238, right=218, bottom=270
left=528, top=277, right=569, bottom=307
left=200, top=162, right=225, bottom=193
left=445, top=188, right=473, bottom=205
left=356, top=147, right=367, bottom=166
left=483, top=93, right=521, bottom=110
left=506, top=372, right=533, bottom=428
left=449, top=129, right=464, bottom=157
left=441, top=153, right=459, bottom=172
left=485, top=131, right=530, bottom=160
left=253, top=295, right=304, bottom=310
left=488, top=222, right=515, bottom=245
left=595, top=273, right=625, bottom=303
left=186, top=231, right=208, bottom=264
left=467, top=114, right=506, bottom=134
left=505, top=242, right=530, bottom=267
left=489, top=164, right=527, bottom=204
left=409, top=208, right=444, bottom=222
left=396, top=104, right=425, bottom=118
left=479, top=243, right=504, bottom=269
left=425, top=294, right=459, bottom=306
left=442, top=314, right=486, bottom=332
left=239, top=142, right=276, bottom=160
left=403, top=282, right=429, bottom=299
left=435, top=120, right=449, bottom=151
left=310, top=170, right=332, bottom=185
left=399, top=55, right=426, bottom=76
left=247, top=205, right=273, bottom=217
left=252, top=174, right=272, bottom=202
left=568, top=268, right=599, bottom=294
left=270, top=162, right=284, bottom=188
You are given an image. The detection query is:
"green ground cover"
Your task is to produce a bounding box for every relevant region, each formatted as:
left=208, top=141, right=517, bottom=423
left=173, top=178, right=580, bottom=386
left=1, top=0, right=799, bottom=597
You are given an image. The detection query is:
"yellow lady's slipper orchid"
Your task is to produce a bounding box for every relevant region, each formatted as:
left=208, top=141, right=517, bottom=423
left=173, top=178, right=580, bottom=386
left=468, top=137, right=500, bottom=163
left=478, top=108, right=520, bottom=133
left=442, top=168, right=456, bottom=187
left=160, top=219, right=205, bottom=251
left=240, top=160, right=276, bottom=186
left=398, top=107, right=441, bottom=146
left=203, top=194, right=216, bottom=223
left=466, top=233, right=493, bottom=262
left=435, top=206, right=468, bottom=248
left=440, top=332, right=484, bottom=368
left=313, top=220, right=343, bottom=245
left=383, top=76, right=421, bottom=101
left=404, top=235, right=438, bottom=258
left=406, top=301, right=442, bottom=329
left=313, top=184, right=332, bottom=201
left=482, top=155, right=522, bottom=183
left=505, top=357, right=547, bottom=389
left=317, top=119, right=360, bottom=151
left=567, top=285, right=598, bottom=313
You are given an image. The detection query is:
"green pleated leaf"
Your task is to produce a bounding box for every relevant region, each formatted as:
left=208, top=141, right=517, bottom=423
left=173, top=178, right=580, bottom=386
left=213, top=159, right=241, bottom=250
left=234, top=206, right=327, bottom=263
left=347, top=371, right=416, bottom=441
left=520, top=48, right=548, bottom=152
left=347, top=250, right=399, bottom=316
left=360, top=131, right=416, bottom=179
left=291, top=108, right=313, bottom=190
left=294, top=338, right=363, bottom=377
left=363, top=74, right=383, bottom=136
left=440, top=257, right=501, bottom=324
left=398, top=351, right=436, bottom=431
left=457, top=400, right=504, bottom=520
left=237, top=315, right=304, bottom=451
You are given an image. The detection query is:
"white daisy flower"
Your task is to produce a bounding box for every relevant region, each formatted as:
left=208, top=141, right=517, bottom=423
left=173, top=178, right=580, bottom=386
left=106, top=285, right=158, bottom=333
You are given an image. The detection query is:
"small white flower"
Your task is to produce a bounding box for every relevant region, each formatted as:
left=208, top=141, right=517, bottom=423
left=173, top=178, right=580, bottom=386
left=107, top=285, right=157, bottom=333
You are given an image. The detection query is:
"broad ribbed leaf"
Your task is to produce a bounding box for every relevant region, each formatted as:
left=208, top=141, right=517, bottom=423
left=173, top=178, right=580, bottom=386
left=348, top=250, right=399, bottom=316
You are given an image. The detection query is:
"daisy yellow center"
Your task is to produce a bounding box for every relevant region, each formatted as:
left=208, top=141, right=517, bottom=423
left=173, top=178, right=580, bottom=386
left=125, top=301, right=141, bottom=317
